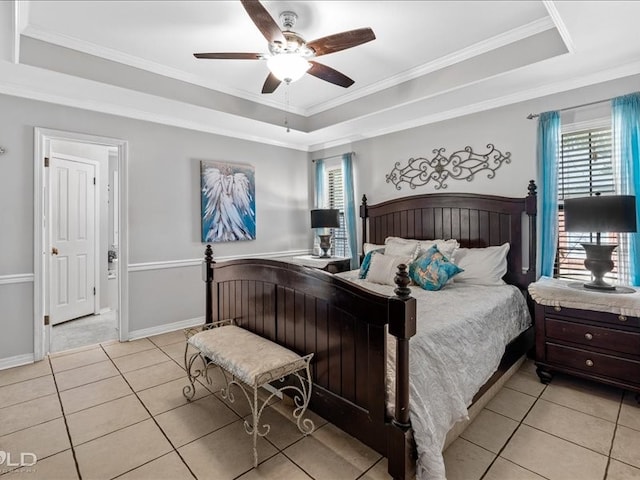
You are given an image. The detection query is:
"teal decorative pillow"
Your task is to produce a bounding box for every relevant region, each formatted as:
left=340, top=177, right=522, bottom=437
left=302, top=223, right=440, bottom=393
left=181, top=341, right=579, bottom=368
left=359, top=248, right=384, bottom=279
left=409, top=245, right=463, bottom=291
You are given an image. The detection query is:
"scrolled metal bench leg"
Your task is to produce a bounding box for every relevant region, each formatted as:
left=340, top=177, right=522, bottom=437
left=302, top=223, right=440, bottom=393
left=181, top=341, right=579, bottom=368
left=292, top=357, right=315, bottom=435
left=183, top=351, right=204, bottom=400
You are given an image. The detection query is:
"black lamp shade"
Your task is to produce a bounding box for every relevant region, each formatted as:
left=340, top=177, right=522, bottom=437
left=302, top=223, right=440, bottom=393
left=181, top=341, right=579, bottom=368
left=564, top=195, right=637, bottom=233
left=310, top=209, right=340, bottom=229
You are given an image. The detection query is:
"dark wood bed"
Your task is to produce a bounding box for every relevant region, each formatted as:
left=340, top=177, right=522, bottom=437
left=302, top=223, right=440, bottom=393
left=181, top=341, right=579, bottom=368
left=202, top=180, right=538, bottom=479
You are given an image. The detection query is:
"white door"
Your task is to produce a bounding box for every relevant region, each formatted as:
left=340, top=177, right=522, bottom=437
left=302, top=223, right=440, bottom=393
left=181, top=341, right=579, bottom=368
left=50, top=156, right=96, bottom=325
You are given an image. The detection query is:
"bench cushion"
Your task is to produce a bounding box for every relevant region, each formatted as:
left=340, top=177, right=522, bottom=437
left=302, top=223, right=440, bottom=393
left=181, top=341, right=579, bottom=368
left=189, top=325, right=303, bottom=387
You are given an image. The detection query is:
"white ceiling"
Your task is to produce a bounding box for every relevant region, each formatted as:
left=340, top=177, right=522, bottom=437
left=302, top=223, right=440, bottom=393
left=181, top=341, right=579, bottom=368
left=5, top=1, right=640, bottom=150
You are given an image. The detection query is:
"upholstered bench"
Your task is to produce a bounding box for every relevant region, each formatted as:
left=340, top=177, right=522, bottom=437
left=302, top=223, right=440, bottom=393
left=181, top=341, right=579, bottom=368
left=183, top=320, right=315, bottom=466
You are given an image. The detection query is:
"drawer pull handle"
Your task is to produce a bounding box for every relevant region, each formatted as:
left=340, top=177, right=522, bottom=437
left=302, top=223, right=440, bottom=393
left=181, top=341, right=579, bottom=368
left=554, top=306, right=561, bottom=312
left=619, top=315, right=627, bottom=322
left=584, top=333, right=593, bottom=340
left=585, top=359, right=594, bottom=367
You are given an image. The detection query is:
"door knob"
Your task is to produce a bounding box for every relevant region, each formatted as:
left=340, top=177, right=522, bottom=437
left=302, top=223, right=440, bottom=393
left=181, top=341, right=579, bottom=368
left=51, top=247, right=59, bottom=255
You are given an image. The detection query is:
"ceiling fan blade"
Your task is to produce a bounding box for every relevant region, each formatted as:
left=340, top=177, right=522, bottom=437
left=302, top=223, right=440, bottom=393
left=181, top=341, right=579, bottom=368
left=307, top=61, right=354, bottom=88
left=307, top=28, right=375, bottom=57
left=262, top=72, right=282, bottom=94
left=194, top=53, right=263, bottom=60
left=240, top=0, right=286, bottom=44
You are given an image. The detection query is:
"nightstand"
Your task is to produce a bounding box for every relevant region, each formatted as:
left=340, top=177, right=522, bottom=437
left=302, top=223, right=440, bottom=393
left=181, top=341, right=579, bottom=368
left=529, top=277, right=640, bottom=399
left=287, top=255, right=351, bottom=274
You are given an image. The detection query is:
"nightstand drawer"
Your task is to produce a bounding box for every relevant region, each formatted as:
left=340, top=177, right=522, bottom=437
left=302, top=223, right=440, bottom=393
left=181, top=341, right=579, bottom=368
left=545, top=318, right=640, bottom=355
left=546, top=343, right=640, bottom=383
left=543, top=305, right=640, bottom=328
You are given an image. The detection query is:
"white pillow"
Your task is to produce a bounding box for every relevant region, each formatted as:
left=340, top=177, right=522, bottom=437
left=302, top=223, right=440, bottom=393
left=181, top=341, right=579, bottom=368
left=363, top=243, right=385, bottom=255
left=418, top=239, right=459, bottom=261
left=454, top=243, right=510, bottom=285
left=366, top=252, right=412, bottom=286
left=384, top=237, right=420, bottom=259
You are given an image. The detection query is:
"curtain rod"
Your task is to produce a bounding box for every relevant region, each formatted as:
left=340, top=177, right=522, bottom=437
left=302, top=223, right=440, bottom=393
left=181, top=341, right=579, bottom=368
left=526, top=98, right=610, bottom=120
left=311, top=151, right=355, bottom=162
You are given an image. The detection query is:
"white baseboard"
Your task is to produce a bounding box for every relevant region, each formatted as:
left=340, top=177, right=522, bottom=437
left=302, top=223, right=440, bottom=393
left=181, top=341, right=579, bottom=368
left=0, top=353, right=36, bottom=371
left=128, top=316, right=205, bottom=341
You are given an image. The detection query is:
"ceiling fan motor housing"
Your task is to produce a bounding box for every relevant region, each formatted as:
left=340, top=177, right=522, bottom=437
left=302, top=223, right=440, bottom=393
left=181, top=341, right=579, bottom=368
left=269, top=31, right=314, bottom=57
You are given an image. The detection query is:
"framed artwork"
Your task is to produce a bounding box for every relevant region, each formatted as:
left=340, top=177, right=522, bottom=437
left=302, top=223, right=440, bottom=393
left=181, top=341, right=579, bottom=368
left=201, top=160, right=256, bottom=243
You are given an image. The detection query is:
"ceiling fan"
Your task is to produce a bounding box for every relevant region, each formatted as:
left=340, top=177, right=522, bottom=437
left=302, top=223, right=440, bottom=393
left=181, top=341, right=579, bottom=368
left=193, top=0, right=376, bottom=94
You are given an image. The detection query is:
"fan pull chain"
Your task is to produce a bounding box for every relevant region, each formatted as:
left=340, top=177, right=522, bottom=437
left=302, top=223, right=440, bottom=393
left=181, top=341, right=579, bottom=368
left=284, top=84, right=291, bottom=133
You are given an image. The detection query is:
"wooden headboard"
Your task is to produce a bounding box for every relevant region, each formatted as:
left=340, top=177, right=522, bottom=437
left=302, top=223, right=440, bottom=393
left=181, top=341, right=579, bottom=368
left=360, top=181, right=538, bottom=290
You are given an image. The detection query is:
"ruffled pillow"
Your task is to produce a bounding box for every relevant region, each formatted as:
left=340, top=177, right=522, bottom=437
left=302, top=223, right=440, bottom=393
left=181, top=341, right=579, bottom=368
left=418, top=239, right=459, bottom=261
left=363, top=243, right=385, bottom=255
left=365, top=252, right=412, bottom=286
left=359, top=248, right=384, bottom=279
left=384, top=237, right=420, bottom=259
left=409, top=245, right=463, bottom=291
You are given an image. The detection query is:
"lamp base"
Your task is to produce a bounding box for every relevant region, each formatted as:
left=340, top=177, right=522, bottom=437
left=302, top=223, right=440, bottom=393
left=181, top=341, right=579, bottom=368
left=318, top=234, right=332, bottom=259
left=581, top=243, right=617, bottom=291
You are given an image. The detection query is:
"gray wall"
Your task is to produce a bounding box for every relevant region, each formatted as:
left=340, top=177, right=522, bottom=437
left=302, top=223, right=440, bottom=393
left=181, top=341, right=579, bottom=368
left=311, top=73, right=640, bottom=248
left=2, top=72, right=639, bottom=363
left=0, top=93, right=309, bottom=361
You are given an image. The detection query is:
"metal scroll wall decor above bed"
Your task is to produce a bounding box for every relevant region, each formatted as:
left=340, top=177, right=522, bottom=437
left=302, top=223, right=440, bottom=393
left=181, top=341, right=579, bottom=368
left=385, top=144, right=511, bottom=190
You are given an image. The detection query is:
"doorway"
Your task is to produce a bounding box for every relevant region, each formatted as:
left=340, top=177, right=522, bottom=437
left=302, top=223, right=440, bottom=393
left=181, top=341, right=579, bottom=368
left=34, top=128, right=129, bottom=359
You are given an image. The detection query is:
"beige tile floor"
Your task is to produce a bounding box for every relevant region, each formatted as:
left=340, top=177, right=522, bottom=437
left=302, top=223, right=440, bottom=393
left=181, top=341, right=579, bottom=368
left=1, top=331, right=639, bottom=480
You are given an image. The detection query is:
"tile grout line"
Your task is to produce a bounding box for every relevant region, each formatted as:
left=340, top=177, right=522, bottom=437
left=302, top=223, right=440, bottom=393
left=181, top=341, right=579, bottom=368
left=601, top=390, right=625, bottom=480
left=0, top=370, right=53, bottom=389
left=478, top=380, right=550, bottom=480
left=275, top=423, right=334, bottom=480
left=98, top=343, right=199, bottom=480
left=354, top=456, right=385, bottom=480
left=47, top=355, right=83, bottom=480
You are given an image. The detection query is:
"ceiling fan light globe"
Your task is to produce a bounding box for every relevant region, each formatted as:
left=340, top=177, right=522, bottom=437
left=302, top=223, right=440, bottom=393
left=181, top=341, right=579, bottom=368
left=267, top=54, right=310, bottom=83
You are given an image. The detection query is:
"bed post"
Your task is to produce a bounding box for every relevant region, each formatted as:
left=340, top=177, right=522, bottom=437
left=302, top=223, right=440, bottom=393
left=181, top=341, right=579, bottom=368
left=526, top=180, right=537, bottom=283
left=204, top=245, right=215, bottom=325
left=360, top=194, right=368, bottom=247
left=387, top=264, right=417, bottom=480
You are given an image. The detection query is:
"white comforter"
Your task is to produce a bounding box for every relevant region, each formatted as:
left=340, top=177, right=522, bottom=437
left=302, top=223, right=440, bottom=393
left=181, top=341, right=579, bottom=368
left=338, top=271, right=531, bottom=480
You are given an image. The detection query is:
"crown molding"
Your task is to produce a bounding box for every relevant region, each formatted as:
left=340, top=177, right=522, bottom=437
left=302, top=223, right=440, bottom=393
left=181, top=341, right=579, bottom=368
left=309, top=60, right=640, bottom=152
left=2, top=51, right=639, bottom=154
left=20, top=24, right=307, bottom=117
left=543, top=1, right=575, bottom=54
left=305, top=16, right=556, bottom=116
left=0, top=60, right=311, bottom=151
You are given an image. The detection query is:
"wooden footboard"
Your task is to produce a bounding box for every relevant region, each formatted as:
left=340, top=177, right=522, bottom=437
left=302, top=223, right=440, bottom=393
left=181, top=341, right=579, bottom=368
left=202, top=181, right=537, bottom=479
left=203, top=248, right=416, bottom=477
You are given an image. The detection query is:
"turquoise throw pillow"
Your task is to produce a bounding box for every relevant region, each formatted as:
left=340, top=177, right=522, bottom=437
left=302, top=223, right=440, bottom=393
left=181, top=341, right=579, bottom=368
left=409, top=245, right=463, bottom=291
left=359, top=249, right=384, bottom=279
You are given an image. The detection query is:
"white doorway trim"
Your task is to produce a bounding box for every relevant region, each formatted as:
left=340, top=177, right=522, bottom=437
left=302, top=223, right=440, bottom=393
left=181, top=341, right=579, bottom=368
left=34, top=128, right=129, bottom=360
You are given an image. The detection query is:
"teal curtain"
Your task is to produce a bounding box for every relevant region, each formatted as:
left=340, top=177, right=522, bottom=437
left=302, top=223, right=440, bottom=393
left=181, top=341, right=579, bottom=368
left=342, top=153, right=359, bottom=269
left=612, top=92, right=640, bottom=285
left=537, top=111, right=561, bottom=278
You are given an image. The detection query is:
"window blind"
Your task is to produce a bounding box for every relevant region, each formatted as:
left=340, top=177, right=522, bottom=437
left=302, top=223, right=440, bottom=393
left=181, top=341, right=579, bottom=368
left=556, top=126, right=620, bottom=281
left=327, top=167, right=350, bottom=257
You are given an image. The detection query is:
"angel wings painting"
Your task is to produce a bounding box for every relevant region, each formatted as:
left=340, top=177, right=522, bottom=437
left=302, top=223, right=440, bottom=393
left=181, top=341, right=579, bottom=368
left=201, top=161, right=256, bottom=242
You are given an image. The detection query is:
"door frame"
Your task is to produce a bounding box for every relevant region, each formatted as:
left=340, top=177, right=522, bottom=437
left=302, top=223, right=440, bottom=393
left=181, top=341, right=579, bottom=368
left=34, top=128, right=129, bottom=360
left=48, top=153, right=100, bottom=324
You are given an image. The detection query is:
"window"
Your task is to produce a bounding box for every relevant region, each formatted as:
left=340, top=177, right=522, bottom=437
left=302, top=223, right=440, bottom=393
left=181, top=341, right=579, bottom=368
left=556, top=125, right=621, bottom=282
left=327, top=166, right=350, bottom=257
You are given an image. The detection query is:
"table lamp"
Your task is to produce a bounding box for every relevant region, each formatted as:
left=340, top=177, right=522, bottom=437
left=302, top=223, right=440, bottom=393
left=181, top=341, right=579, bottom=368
left=564, top=193, right=636, bottom=291
left=310, top=209, right=340, bottom=258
